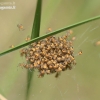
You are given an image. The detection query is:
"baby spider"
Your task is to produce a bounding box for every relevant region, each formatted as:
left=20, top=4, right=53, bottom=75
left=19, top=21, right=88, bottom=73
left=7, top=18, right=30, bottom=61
left=67, top=30, right=73, bottom=35
left=95, top=41, right=100, bottom=46
left=17, top=24, right=25, bottom=31
left=25, top=35, right=31, bottom=42
left=18, top=63, right=26, bottom=69
left=71, top=36, right=76, bottom=41
left=74, top=50, right=82, bottom=56
left=78, top=50, right=82, bottom=55
left=38, top=70, right=45, bottom=78
left=20, top=48, right=28, bottom=57
left=9, top=45, right=14, bottom=48
left=48, top=27, right=52, bottom=32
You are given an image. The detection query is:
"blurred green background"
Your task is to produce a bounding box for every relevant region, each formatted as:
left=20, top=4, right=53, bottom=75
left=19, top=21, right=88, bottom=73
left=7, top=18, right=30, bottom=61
left=0, top=0, right=100, bottom=100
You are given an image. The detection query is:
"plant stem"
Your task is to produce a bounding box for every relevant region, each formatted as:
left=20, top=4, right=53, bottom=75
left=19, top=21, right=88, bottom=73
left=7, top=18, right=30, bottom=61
left=0, top=15, right=100, bottom=56
left=26, top=0, right=42, bottom=100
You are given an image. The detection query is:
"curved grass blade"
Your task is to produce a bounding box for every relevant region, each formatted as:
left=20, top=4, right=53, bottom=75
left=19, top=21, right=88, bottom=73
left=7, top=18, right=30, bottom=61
left=0, top=15, right=100, bottom=57
left=26, top=0, right=42, bottom=100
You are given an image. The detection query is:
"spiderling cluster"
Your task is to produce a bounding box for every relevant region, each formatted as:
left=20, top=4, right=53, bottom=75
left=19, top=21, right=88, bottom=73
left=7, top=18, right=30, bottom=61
left=19, top=31, right=76, bottom=78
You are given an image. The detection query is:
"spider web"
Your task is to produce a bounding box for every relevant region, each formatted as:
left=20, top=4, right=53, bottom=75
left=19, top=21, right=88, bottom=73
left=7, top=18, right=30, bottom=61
left=0, top=0, right=100, bottom=100
left=0, top=22, right=100, bottom=100
left=1, top=24, right=100, bottom=100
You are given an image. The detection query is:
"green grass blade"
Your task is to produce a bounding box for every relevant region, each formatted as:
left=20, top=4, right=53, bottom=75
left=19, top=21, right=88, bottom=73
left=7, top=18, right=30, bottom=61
left=31, top=0, right=41, bottom=38
left=0, top=15, right=100, bottom=57
left=26, top=0, right=42, bottom=100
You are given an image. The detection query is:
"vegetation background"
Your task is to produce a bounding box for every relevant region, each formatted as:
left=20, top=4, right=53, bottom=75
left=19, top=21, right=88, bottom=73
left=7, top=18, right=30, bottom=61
left=0, top=0, right=100, bottom=100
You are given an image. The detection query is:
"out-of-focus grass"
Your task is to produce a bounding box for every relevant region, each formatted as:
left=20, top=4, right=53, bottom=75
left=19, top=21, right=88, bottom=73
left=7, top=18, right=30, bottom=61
left=0, top=0, right=100, bottom=100
left=26, top=0, right=42, bottom=100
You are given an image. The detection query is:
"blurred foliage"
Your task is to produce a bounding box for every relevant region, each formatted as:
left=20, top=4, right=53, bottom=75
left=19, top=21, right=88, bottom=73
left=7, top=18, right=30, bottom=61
left=0, top=0, right=100, bottom=100
left=26, top=0, right=42, bottom=100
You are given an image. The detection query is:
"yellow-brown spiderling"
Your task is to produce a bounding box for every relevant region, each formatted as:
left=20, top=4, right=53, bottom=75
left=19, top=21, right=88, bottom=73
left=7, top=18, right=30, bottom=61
left=9, top=45, right=14, bottom=48
left=78, top=50, right=82, bottom=55
left=25, top=35, right=31, bottom=42
left=48, top=27, right=52, bottom=32
left=17, top=24, right=25, bottom=31
left=95, top=41, right=100, bottom=46
left=72, top=36, right=76, bottom=41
